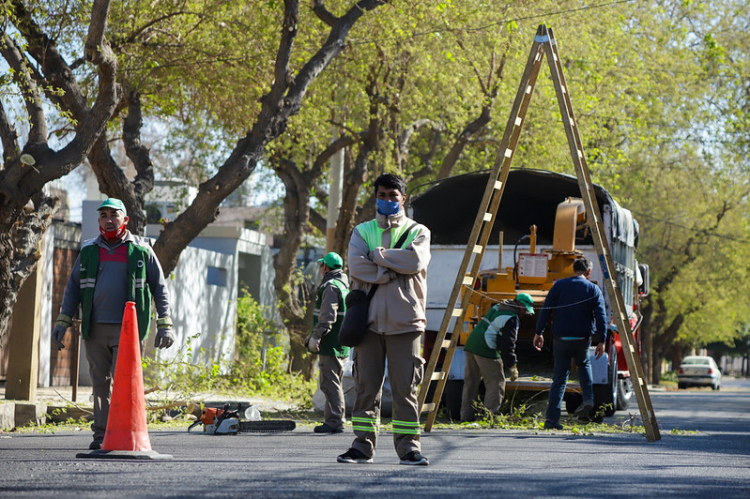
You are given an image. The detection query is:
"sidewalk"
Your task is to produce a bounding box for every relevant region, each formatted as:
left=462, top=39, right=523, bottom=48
left=0, top=385, right=94, bottom=407
left=0, top=383, right=295, bottom=430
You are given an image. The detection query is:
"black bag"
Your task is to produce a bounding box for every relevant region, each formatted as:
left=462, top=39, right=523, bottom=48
left=338, top=287, right=378, bottom=347
left=337, top=222, right=418, bottom=347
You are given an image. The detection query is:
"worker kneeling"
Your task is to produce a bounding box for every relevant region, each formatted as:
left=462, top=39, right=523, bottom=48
left=460, top=293, right=535, bottom=422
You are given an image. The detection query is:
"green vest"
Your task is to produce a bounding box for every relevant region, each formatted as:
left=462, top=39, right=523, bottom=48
left=79, top=242, right=152, bottom=340
left=312, top=278, right=350, bottom=358
left=464, top=303, right=517, bottom=359
left=356, top=219, right=421, bottom=252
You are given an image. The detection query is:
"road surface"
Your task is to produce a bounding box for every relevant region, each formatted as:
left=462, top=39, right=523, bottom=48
left=0, top=380, right=748, bottom=498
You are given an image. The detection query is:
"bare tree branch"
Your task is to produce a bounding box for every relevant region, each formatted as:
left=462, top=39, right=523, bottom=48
left=312, top=0, right=338, bottom=27
left=85, top=0, right=112, bottom=63
left=121, top=91, right=155, bottom=232
left=0, top=0, right=121, bottom=344
left=0, top=33, right=47, bottom=146
left=309, top=206, right=327, bottom=234
left=311, top=134, right=356, bottom=176
left=436, top=39, right=511, bottom=180
left=154, top=0, right=389, bottom=274
left=0, top=101, right=20, bottom=165
left=288, top=0, right=387, bottom=108
left=11, top=0, right=89, bottom=118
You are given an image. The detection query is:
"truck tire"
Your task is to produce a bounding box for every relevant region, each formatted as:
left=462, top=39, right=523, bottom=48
left=443, top=379, right=464, bottom=421
left=617, top=378, right=633, bottom=410
left=593, top=347, right=617, bottom=418
left=565, top=392, right=582, bottom=416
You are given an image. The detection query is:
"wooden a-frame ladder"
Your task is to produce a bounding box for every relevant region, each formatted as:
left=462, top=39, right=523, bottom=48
left=416, top=24, right=661, bottom=442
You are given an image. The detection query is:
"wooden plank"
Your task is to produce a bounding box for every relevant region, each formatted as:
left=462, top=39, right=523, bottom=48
left=5, top=252, right=43, bottom=402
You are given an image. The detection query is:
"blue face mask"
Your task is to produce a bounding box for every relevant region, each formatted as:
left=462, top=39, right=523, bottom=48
left=376, top=198, right=401, bottom=216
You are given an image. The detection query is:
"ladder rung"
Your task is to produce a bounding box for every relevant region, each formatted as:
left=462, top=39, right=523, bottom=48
left=421, top=403, right=436, bottom=413
left=419, top=24, right=661, bottom=440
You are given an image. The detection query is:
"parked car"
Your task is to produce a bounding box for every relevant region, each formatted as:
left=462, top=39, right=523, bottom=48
left=678, top=356, right=722, bottom=390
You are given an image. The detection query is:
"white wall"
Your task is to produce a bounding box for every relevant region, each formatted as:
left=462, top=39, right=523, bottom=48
left=37, top=230, right=54, bottom=388
left=143, top=245, right=237, bottom=371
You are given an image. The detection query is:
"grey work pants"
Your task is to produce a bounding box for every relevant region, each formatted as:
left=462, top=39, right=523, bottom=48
left=84, top=322, right=143, bottom=441
left=350, top=330, right=424, bottom=459
left=318, top=354, right=346, bottom=430
left=460, top=351, right=506, bottom=422
left=84, top=323, right=122, bottom=441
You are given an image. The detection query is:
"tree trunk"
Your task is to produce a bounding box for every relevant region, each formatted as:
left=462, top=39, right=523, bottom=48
left=0, top=1, right=120, bottom=342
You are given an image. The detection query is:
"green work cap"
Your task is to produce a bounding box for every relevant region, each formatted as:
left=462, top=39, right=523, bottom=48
left=98, top=198, right=127, bottom=216
left=515, top=293, right=535, bottom=315
left=318, top=252, right=343, bottom=269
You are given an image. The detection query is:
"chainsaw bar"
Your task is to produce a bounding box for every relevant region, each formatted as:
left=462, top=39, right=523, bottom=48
left=239, top=420, right=296, bottom=433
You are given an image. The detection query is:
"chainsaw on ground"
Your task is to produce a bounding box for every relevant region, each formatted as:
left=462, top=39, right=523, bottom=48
left=187, top=403, right=296, bottom=434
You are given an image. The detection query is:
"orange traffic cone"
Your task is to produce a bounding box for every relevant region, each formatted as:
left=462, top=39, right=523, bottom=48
left=77, top=301, right=171, bottom=460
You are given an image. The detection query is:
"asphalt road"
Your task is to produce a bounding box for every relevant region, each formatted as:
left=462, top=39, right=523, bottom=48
left=0, top=380, right=748, bottom=498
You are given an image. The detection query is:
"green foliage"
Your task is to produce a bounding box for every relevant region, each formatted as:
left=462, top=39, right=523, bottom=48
left=142, top=332, right=225, bottom=413
left=229, top=293, right=316, bottom=405
left=661, top=370, right=678, bottom=383
left=9, top=0, right=750, bottom=371
left=141, top=294, right=315, bottom=410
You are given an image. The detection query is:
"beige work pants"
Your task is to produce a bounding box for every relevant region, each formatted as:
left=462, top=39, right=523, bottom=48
left=318, top=354, right=346, bottom=430
left=460, top=351, right=506, bottom=422
left=349, top=330, right=424, bottom=459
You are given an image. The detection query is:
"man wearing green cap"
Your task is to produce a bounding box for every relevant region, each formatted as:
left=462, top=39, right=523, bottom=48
left=460, top=293, right=534, bottom=422
left=52, top=198, right=174, bottom=450
left=305, top=251, right=350, bottom=433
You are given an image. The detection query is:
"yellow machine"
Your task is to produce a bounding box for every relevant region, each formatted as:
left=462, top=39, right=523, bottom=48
left=460, top=197, right=588, bottom=346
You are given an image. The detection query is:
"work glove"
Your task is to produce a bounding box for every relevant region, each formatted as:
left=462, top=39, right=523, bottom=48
left=154, top=328, right=175, bottom=349
left=305, top=335, right=320, bottom=353
left=52, top=324, right=67, bottom=350
left=509, top=364, right=519, bottom=382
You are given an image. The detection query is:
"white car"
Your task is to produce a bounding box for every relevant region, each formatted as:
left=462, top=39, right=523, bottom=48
left=678, top=356, right=722, bottom=390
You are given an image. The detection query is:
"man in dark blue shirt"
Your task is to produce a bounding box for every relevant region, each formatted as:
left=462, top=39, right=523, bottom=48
left=534, top=258, right=607, bottom=430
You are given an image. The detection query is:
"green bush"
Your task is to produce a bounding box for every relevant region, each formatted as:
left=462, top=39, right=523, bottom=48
left=142, top=293, right=316, bottom=411
left=661, top=370, right=678, bottom=383
left=229, top=294, right=316, bottom=406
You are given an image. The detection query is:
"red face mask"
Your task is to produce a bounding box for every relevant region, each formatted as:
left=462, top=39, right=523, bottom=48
left=99, top=223, right=127, bottom=241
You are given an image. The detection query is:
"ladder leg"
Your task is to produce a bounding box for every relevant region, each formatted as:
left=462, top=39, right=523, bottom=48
left=542, top=26, right=661, bottom=441
left=418, top=25, right=548, bottom=432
